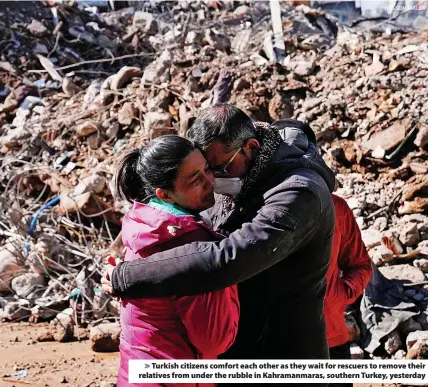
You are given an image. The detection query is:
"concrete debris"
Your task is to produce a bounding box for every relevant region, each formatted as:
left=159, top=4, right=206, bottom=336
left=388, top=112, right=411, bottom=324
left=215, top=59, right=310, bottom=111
left=0, top=299, right=31, bottom=321
left=406, top=331, right=428, bottom=350
left=133, top=11, right=158, bottom=35
left=350, top=343, right=364, bottom=359
left=399, top=223, right=421, bottom=247
left=74, top=174, right=106, bottom=195
left=415, top=124, right=428, bottom=149
left=414, top=259, right=428, bottom=273
left=0, top=0, right=426, bottom=363
left=379, top=264, right=425, bottom=284
left=49, top=308, right=74, bottom=342
left=369, top=245, right=394, bottom=265
left=144, top=111, right=173, bottom=139
left=36, top=330, right=55, bottom=342
left=75, top=121, right=99, bottom=137
left=62, top=78, right=82, bottom=97
left=11, top=273, right=46, bottom=299
left=90, top=322, right=121, bottom=352
left=0, top=247, right=26, bottom=293
left=384, top=329, right=403, bottom=355
left=345, top=315, right=360, bottom=342
left=118, top=102, right=138, bottom=125
left=27, top=19, right=48, bottom=37
left=394, top=350, right=406, bottom=360
left=407, top=339, right=428, bottom=359
left=141, top=50, right=172, bottom=86
left=363, top=120, right=408, bottom=152
left=111, top=67, right=142, bottom=91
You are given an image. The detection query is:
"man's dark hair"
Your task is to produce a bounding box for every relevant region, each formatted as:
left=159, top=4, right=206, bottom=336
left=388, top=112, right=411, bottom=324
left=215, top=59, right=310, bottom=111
left=115, top=135, right=195, bottom=203
left=187, top=104, right=256, bottom=151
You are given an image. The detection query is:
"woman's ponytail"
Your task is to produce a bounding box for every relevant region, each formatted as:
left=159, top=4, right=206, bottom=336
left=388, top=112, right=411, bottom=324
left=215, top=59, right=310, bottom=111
left=115, top=149, right=147, bottom=203
left=115, top=135, right=195, bottom=204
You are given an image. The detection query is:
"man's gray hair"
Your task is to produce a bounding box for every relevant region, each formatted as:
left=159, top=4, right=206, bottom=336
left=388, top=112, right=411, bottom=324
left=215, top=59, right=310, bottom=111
left=187, top=104, right=256, bottom=151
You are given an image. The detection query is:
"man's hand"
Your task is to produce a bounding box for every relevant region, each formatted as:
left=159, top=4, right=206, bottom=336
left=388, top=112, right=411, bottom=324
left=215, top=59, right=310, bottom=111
left=102, top=256, right=121, bottom=295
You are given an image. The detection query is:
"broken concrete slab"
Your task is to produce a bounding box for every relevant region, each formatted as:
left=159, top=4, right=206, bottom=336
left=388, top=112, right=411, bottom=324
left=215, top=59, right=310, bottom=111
left=362, top=120, right=408, bottom=152
left=90, top=322, right=121, bottom=352
left=49, top=308, right=74, bottom=342
left=379, top=264, right=425, bottom=284
left=407, top=331, right=428, bottom=350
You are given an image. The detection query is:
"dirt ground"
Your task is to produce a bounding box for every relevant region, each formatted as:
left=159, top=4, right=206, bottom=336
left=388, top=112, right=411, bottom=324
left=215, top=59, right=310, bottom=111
left=0, top=322, right=407, bottom=387
left=0, top=322, right=119, bottom=387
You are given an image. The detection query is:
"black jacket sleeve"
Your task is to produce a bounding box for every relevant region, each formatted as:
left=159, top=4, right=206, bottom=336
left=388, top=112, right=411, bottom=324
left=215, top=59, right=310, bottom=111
left=111, top=187, right=322, bottom=298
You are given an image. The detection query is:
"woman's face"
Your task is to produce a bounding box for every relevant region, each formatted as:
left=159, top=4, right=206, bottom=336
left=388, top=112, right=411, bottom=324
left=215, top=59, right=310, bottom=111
left=159, top=149, right=215, bottom=212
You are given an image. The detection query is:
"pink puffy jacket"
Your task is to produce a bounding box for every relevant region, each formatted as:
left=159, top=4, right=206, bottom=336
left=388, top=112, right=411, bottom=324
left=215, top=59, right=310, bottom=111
left=117, top=200, right=240, bottom=387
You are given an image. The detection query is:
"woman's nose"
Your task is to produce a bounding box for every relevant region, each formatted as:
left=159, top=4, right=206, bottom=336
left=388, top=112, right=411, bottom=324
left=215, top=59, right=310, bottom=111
left=204, top=171, right=215, bottom=190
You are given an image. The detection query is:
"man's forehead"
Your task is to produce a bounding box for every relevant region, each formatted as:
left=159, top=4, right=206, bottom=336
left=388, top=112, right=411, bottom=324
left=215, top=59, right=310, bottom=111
left=204, top=141, right=231, bottom=164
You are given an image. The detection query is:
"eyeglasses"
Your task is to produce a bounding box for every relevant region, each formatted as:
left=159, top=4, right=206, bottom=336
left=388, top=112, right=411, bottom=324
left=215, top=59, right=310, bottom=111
left=211, top=148, right=241, bottom=178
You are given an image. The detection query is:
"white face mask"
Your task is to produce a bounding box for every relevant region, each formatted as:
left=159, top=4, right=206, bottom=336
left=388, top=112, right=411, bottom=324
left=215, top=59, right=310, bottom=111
left=214, top=177, right=244, bottom=197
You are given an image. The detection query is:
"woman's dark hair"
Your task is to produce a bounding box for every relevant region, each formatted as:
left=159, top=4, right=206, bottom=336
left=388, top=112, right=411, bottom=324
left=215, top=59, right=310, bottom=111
left=115, top=135, right=195, bottom=203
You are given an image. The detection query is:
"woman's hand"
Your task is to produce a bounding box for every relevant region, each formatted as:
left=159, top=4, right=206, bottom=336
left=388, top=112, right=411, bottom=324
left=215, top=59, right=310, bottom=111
left=102, top=256, right=121, bottom=295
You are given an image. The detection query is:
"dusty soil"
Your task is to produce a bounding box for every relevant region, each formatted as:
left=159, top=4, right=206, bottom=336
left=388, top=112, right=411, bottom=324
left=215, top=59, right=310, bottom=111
left=0, top=322, right=119, bottom=387
left=0, top=322, right=416, bottom=387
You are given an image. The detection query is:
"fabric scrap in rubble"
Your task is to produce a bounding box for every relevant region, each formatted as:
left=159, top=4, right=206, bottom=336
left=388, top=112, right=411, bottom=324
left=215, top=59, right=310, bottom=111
left=360, top=263, right=420, bottom=354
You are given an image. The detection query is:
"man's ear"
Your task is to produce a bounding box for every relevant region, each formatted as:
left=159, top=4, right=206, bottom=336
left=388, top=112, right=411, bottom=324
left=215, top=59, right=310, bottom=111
left=155, top=188, right=175, bottom=204
left=242, top=138, right=260, bottom=159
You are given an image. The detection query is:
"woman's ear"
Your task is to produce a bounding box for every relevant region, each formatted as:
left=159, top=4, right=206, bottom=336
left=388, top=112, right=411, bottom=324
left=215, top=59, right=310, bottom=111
left=155, top=188, right=175, bottom=204
left=242, top=139, right=260, bottom=159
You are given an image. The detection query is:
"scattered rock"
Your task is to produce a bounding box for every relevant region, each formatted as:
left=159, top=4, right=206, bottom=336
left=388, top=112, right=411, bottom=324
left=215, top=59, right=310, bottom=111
left=419, top=240, right=428, bottom=255
left=379, top=264, right=425, bottom=284
left=11, top=273, right=46, bottom=298
left=415, top=123, right=428, bottom=148
left=74, top=174, right=106, bottom=195
left=346, top=315, right=360, bottom=342
left=406, top=339, right=428, bottom=359
left=118, top=102, right=138, bottom=125
left=100, top=382, right=116, bottom=387
left=111, top=67, right=142, bottom=91
left=350, top=343, right=364, bottom=359
left=36, top=330, right=55, bottom=342
left=406, top=331, right=428, bottom=350
left=204, top=29, right=230, bottom=52
left=62, top=78, right=82, bottom=97
left=370, top=245, right=394, bottom=264
left=0, top=247, right=26, bottom=293
left=141, top=50, right=171, bottom=86
left=75, top=121, right=99, bottom=137
left=134, top=11, right=158, bottom=34
left=0, top=61, right=17, bottom=74
left=144, top=111, right=173, bottom=139
left=268, top=93, right=293, bottom=121
left=1, top=299, right=31, bottom=321
left=384, top=329, right=403, bottom=355
left=27, top=19, right=48, bottom=37
left=393, top=349, right=406, bottom=359
left=50, top=308, right=74, bottom=342
left=90, top=322, right=121, bottom=352
left=363, top=120, right=408, bottom=152
left=399, top=223, right=421, bottom=247
left=361, top=228, right=383, bottom=249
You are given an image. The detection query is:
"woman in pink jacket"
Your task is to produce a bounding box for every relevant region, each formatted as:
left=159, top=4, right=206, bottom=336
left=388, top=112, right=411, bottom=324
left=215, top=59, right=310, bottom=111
left=114, top=135, right=240, bottom=387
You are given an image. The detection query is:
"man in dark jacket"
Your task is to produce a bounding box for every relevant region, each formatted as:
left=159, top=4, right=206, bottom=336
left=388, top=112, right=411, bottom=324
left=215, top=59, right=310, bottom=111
left=104, top=104, right=335, bottom=366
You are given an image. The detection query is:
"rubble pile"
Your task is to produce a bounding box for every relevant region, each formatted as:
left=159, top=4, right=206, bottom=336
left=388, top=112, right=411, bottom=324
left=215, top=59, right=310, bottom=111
left=0, top=0, right=427, bottom=358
